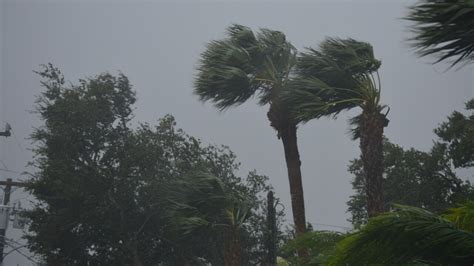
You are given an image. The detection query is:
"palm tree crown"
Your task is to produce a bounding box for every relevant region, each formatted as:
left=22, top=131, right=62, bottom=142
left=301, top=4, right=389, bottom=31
left=195, top=24, right=297, bottom=112
left=286, top=38, right=386, bottom=134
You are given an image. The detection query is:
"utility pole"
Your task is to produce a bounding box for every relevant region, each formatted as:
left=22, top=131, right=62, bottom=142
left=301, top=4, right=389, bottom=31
left=0, top=179, right=26, bottom=264
left=265, top=191, right=277, bottom=266
left=0, top=123, right=17, bottom=264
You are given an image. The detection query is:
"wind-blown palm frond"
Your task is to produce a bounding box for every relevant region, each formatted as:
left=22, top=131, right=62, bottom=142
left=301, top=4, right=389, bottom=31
left=163, top=171, right=250, bottom=238
left=443, top=201, right=474, bottom=232
left=195, top=24, right=297, bottom=110
left=330, top=204, right=474, bottom=265
left=406, top=0, right=474, bottom=67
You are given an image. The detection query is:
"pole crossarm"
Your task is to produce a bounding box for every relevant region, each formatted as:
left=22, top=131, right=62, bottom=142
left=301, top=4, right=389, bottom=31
left=0, top=180, right=27, bottom=188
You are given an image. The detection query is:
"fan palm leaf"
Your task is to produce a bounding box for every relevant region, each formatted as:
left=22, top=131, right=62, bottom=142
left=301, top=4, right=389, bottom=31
left=406, top=0, right=474, bottom=67
left=330, top=203, right=474, bottom=264
left=162, top=171, right=251, bottom=264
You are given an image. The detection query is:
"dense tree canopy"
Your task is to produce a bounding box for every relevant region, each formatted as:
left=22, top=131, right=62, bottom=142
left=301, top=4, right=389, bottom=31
left=24, top=64, right=284, bottom=265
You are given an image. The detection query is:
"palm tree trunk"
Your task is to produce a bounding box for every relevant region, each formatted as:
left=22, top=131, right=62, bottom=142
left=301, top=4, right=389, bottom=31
left=360, top=110, right=386, bottom=217
left=280, top=123, right=307, bottom=236
left=224, top=226, right=241, bottom=266
left=268, top=104, right=307, bottom=258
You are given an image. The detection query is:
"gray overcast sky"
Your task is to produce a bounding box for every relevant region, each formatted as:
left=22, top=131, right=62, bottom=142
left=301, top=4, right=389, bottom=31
left=1, top=0, right=473, bottom=264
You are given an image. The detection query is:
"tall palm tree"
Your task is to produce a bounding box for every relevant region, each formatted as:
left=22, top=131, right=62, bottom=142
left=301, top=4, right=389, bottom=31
left=284, top=38, right=389, bottom=217
left=406, top=0, right=474, bottom=67
left=194, top=25, right=308, bottom=240
left=330, top=203, right=474, bottom=264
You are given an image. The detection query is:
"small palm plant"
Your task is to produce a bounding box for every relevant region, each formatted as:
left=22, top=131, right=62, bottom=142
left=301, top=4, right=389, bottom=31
left=194, top=25, right=308, bottom=241
left=163, top=171, right=250, bottom=265
left=284, top=38, right=389, bottom=217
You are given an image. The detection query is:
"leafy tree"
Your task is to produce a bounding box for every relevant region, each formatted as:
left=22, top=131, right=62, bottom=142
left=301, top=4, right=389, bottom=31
left=26, top=64, right=153, bottom=265
left=406, top=0, right=474, bottom=67
left=194, top=25, right=309, bottom=243
left=435, top=98, right=474, bottom=168
left=347, top=140, right=474, bottom=227
left=25, top=64, right=283, bottom=265
left=330, top=203, right=474, bottom=265
left=285, top=38, right=389, bottom=217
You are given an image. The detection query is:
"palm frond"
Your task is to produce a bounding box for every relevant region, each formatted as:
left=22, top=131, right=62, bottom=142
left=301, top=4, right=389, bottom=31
left=163, top=171, right=251, bottom=239
left=443, top=201, right=474, bottom=232
left=406, top=0, right=474, bottom=67
left=348, top=114, right=362, bottom=140
left=330, top=204, right=474, bottom=265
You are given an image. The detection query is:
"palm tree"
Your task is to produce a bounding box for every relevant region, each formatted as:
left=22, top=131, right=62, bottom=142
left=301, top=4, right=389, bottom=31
left=163, top=171, right=251, bottom=265
left=194, top=25, right=308, bottom=240
left=330, top=203, right=474, bottom=264
left=284, top=38, right=389, bottom=217
left=406, top=0, right=474, bottom=67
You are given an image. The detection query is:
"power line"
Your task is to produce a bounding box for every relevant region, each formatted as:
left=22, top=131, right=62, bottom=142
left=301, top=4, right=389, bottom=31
left=0, top=169, right=22, bottom=175
left=0, top=161, right=8, bottom=171
left=4, top=241, right=39, bottom=265
left=10, top=130, right=30, bottom=160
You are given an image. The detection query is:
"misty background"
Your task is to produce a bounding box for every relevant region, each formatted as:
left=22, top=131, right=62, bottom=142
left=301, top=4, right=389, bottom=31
left=0, top=0, right=472, bottom=264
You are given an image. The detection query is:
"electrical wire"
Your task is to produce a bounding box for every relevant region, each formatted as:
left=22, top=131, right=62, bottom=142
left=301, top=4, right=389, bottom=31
left=4, top=242, right=39, bottom=265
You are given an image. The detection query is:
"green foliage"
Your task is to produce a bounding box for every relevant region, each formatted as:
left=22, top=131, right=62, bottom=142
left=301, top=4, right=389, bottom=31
left=331, top=204, right=474, bottom=265
left=285, top=37, right=388, bottom=217
left=195, top=24, right=297, bottom=110
left=284, top=37, right=387, bottom=136
left=347, top=139, right=474, bottom=227
left=443, top=201, right=474, bottom=232
left=281, top=231, right=344, bottom=265
left=194, top=24, right=308, bottom=245
left=25, top=64, right=283, bottom=265
left=435, top=98, right=474, bottom=168
left=406, top=0, right=474, bottom=67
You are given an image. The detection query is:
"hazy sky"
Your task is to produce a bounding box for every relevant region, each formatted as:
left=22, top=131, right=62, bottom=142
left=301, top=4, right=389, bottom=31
left=1, top=0, right=473, bottom=264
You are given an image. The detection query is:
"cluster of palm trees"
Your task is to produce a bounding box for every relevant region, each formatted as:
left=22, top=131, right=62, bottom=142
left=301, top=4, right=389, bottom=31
left=194, top=24, right=388, bottom=249
left=193, top=0, right=474, bottom=262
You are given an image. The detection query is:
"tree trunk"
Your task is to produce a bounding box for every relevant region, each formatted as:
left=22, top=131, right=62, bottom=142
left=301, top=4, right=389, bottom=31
left=267, top=103, right=307, bottom=259
left=280, top=123, right=309, bottom=259
left=224, top=226, right=242, bottom=266
left=360, top=110, right=387, bottom=217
